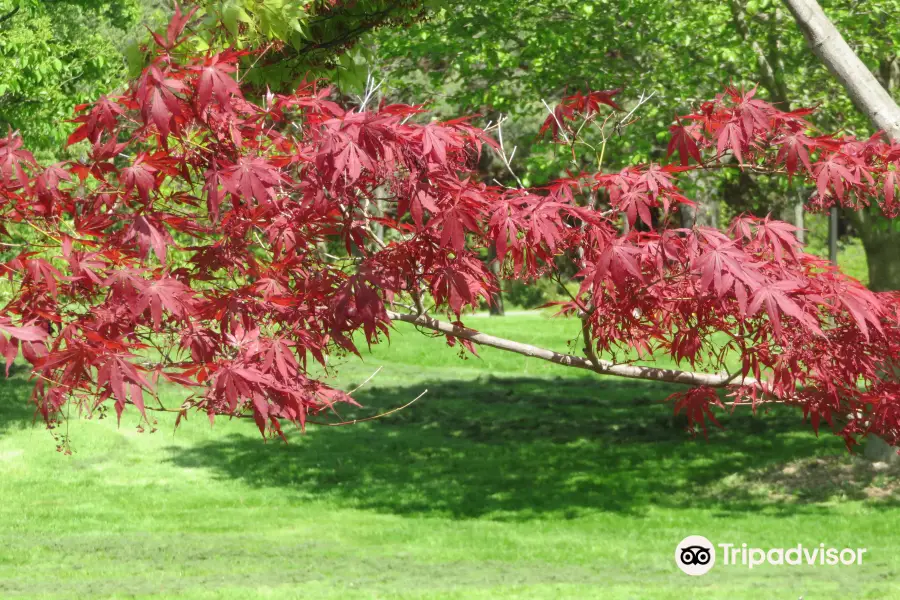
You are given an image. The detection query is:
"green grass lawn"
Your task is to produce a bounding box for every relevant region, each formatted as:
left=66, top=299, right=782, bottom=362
left=1, top=313, right=899, bottom=599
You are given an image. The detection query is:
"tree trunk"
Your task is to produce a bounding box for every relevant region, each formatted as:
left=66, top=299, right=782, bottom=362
left=783, top=0, right=900, bottom=461
left=680, top=203, right=720, bottom=229
left=487, top=243, right=505, bottom=316
left=829, top=206, right=838, bottom=265
left=793, top=199, right=804, bottom=244
left=781, top=0, right=900, bottom=139
left=731, top=0, right=789, bottom=105
left=733, top=1, right=806, bottom=236
left=853, top=209, right=900, bottom=291
left=865, top=435, right=898, bottom=463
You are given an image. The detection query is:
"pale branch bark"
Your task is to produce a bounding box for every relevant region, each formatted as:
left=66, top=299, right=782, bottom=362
left=782, top=0, right=900, bottom=140
left=386, top=311, right=759, bottom=389
left=783, top=0, right=900, bottom=458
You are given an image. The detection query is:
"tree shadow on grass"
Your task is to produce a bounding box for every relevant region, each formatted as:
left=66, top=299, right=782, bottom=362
left=0, top=366, right=40, bottom=435
left=168, top=375, right=900, bottom=520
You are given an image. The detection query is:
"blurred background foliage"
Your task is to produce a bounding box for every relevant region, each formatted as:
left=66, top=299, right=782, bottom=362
left=369, top=0, right=897, bottom=183
left=124, top=0, right=430, bottom=91
left=0, top=0, right=170, bottom=161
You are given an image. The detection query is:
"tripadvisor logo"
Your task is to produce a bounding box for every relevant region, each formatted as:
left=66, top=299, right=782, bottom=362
left=675, top=535, right=715, bottom=576
left=675, top=536, right=867, bottom=575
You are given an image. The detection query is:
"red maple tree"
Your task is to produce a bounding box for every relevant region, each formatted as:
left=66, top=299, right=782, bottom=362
left=2, top=10, right=900, bottom=450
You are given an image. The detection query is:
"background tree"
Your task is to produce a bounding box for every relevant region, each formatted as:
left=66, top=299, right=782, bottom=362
left=0, top=0, right=168, bottom=160
left=783, top=0, right=900, bottom=292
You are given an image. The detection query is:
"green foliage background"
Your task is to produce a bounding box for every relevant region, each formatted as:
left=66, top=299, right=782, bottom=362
left=369, top=0, right=898, bottom=183
left=0, top=0, right=171, bottom=161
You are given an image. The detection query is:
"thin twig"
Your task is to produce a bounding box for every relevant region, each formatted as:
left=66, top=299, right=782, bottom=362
left=355, top=71, right=385, bottom=112
left=124, top=389, right=428, bottom=428
left=25, top=221, right=61, bottom=243
left=541, top=99, right=571, bottom=144
left=311, top=390, right=428, bottom=426
left=238, top=43, right=274, bottom=83
left=615, top=90, right=657, bottom=134
left=494, top=115, right=525, bottom=188
left=346, top=366, right=383, bottom=395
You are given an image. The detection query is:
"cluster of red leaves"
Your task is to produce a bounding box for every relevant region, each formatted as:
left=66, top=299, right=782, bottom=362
left=538, top=88, right=622, bottom=139
left=2, top=12, right=900, bottom=449
left=529, top=86, right=900, bottom=448
left=0, top=10, right=501, bottom=438
left=665, top=86, right=900, bottom=215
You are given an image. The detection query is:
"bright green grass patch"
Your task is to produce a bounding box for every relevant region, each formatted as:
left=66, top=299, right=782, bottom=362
left=0, top=313, right=898, bottom=599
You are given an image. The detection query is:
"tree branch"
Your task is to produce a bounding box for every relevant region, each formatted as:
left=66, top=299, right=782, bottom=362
left=731, top=0, right=788, bottom=105
left=0, top=5, right=19, bottom=26
left=782, top=0, right=900, bottom=140
left=386, top=311, right=761, bottom=389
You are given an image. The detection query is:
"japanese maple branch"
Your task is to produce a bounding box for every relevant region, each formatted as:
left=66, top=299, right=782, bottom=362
left=494, top=114, right=525, bottom=188
left=614, top=90, right=657, bottom=135
left=310, top=389, right=428, bottom=427
left=122, top=392, right=428, bottom=428
left=548, top=272, right=602, bottom=370
left=32, top=367, right=425, bottom=429
left=540, top=99, right=570, bottom=144
left=385, top=310, right=761, bottom=389
left=346, top=366, right=383, bottom=395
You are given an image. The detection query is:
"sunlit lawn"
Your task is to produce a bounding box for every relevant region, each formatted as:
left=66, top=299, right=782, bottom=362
left=0, top=312, right=898, bottom=598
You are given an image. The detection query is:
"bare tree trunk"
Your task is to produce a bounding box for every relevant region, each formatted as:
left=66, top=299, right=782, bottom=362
left=793, top=198, right=804, bottom=245
left=680, top=173, right=718, bottom=229
left=731, top=0, right=788, bottom=104
left=847, top=208, right=900, bottom=291
left=782, top=0, right=900, bottom=139
left=829, top=206, right=838, bottom=265
left=487, top=243, right=505, bottom=316
left=783, top=0, right=900, bottom=461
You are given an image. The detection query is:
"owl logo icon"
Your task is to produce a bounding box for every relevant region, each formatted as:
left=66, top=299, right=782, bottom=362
left=675, top=536, right=716, bottom=575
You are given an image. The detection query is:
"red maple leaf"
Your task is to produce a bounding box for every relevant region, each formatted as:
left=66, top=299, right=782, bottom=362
left=136, top=64, right=187, bottom=139
left=132, top=277, right=196, bottom=329
left=67, top=95, right=125, bottom=146
left=813, top=154, right=858, bottom=201
left=748, top=281, right=822, bottom=338
left=715, top=120, right=746, bottom=164
left=124, top=215, right=172, bottom=263
left=120, top=154, right=159, bottom=203
left=0, top=132, right=36, bottom=190
left=194, top=54, right=242, bottom=114
left=222, top=156, right=285, bottom=205
left=774, top=131, right=815, bottom=178
left=667, top=120, right=703, bottom=166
